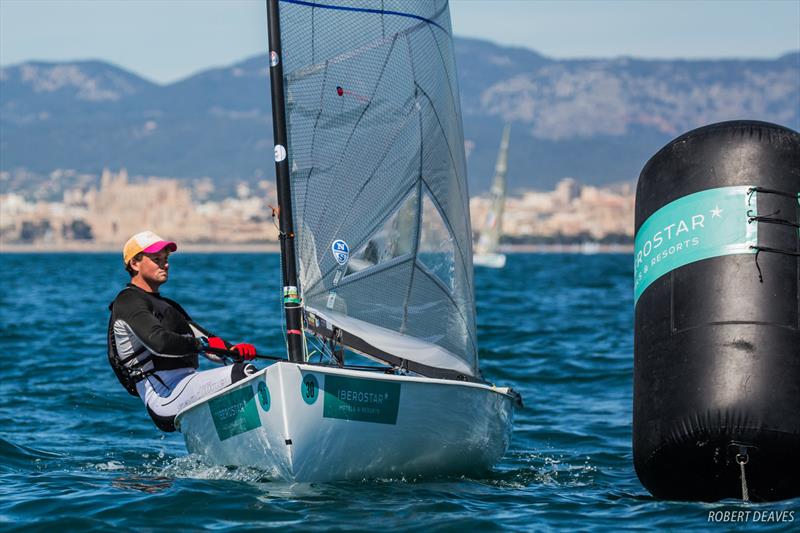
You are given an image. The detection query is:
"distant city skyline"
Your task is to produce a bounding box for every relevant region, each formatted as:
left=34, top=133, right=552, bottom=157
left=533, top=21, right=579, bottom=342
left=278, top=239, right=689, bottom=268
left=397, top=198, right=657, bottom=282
left=1, top=0, right=798, bottom=84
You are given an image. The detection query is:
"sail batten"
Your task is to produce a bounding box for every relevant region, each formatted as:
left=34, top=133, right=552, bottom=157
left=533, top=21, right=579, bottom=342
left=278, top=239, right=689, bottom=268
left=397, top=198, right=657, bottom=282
left=279, top=0, right=477, bottom=376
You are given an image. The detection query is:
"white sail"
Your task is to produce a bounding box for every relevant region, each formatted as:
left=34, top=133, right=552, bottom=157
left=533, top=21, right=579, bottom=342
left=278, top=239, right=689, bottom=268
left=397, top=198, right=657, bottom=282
left=475, top=125, right=511, bottom=259
left=278, top=0, right=477, bottom=376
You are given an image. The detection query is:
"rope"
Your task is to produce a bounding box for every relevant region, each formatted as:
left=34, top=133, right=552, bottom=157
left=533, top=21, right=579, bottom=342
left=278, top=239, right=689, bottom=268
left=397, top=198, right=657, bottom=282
left=747, top=186, right=800, bottom=202
left=747, top=209, right=800, bottom=229
left=306, top=331, right=337, bottom=364
left=736, top=449, right=750, bottom=502
left=268, top=204, right=284, bottom=236
left=751, top=246, right=800, bottom=283
left=745, top=186, right=800, bottom=282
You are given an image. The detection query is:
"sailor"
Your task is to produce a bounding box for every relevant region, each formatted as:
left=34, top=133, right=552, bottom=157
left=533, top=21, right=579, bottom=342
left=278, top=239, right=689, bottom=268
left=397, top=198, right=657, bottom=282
left=107, top=230, right=258, bottom=432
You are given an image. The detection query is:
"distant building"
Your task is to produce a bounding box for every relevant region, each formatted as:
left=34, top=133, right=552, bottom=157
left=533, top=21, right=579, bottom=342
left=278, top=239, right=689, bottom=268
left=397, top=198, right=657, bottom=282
left=553, top=177, right=579, bottom=205
left=3, top=169, right=633, bottom=247
left=471, top=177, right=635, bottom=244
left=1, top=169, right=280, bottom=246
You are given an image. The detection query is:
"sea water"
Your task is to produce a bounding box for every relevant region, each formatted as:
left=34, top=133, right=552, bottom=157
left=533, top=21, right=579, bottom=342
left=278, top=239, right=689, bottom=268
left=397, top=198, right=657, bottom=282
left=0, top=253, right=796, bottom=531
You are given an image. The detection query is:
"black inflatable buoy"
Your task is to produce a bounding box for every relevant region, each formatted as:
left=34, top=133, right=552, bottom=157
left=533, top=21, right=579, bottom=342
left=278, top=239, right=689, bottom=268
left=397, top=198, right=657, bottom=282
left=633, top=120, right=800, bottom=502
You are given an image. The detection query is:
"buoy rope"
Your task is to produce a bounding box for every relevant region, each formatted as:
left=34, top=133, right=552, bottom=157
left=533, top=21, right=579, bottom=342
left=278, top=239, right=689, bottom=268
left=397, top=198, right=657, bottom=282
left=750, top=246, right=800, bottom=282
left=736, top=448, right=750, bottom=502
left=747, top=209, right=800, bottom=229
left=745, top=187, right=800, bottom=282
left=747, top=186, right=799, bottom=204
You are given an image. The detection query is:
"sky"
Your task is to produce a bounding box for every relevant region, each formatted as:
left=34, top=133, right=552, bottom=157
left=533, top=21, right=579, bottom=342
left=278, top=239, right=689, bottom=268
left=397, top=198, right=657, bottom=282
left=1, top=0, right=798, bottom=84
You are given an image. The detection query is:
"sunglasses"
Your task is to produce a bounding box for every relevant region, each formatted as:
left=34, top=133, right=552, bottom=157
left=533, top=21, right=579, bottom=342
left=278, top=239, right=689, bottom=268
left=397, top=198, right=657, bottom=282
left=143, top=251, right=170, bottom=265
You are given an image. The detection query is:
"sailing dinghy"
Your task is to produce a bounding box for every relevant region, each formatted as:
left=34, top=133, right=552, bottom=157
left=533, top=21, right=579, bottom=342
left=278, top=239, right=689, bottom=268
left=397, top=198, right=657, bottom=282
left=175, top=0, right=520, bottom=482
left=473, top=125, right=511, bottom=268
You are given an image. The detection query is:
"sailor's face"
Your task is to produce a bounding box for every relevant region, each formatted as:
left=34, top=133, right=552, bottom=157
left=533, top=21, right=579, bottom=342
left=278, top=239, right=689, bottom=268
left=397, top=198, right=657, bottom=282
left=138, top=250, right=170, bottom=284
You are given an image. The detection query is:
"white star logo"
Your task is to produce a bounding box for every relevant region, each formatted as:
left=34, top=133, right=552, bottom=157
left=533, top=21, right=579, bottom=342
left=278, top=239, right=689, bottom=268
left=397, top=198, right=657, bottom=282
left=710, top=205, right=723, bottom=218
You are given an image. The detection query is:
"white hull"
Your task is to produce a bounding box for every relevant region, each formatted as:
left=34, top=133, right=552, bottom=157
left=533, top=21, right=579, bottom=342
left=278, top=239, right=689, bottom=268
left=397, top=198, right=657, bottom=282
left=473, top=253, right=507, bottom=269
left=175, top=362, right=516, bottom=482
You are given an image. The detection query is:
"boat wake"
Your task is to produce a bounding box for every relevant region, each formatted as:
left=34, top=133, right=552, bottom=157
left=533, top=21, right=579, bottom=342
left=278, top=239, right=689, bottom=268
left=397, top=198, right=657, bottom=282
left=151, top=454, right=282, bottom=483
left=471, top=450, right=599, bottom=489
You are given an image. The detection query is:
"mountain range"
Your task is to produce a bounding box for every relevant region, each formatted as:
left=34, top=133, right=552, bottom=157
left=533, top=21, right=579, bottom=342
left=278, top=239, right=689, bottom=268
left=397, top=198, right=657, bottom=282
left=1, top=37, right=798, bottom=198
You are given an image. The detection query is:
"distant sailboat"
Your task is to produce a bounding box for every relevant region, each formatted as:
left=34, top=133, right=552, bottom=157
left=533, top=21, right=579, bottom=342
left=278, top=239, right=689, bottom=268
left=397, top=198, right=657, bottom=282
left=474, top=125, right=511, bottom=268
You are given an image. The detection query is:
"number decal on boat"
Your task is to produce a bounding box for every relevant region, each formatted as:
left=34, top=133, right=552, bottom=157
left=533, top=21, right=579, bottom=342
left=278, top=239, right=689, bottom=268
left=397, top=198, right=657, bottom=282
left=257, top=381, right=271, bottom=412
left=301, top=374, right=319, bottom=405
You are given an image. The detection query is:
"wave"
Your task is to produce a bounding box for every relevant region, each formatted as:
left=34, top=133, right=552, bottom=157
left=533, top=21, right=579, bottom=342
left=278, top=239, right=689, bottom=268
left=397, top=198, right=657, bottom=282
left=0, top=436, right=64, bottom=472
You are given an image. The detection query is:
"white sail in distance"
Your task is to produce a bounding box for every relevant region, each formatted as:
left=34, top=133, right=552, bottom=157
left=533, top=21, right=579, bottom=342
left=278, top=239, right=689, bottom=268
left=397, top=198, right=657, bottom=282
left=476, top=125, right=511, bottom=256
left=277, top=0, right=478, bottom=376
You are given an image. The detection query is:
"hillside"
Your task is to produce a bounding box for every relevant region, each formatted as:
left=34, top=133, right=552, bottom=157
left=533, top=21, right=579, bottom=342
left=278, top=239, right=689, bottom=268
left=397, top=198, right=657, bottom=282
left=1, top=39, right=798, bottom=198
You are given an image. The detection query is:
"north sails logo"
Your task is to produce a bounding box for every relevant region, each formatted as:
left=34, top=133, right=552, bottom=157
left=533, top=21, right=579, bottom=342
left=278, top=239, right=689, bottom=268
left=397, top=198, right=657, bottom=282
left=331, top=240, right=349, bottom=265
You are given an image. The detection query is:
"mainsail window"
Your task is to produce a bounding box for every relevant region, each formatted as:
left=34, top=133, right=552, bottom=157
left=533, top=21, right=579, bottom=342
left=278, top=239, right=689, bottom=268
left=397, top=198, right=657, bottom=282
left=345, top=187, right=418, bottom=276
left=418, top=188, right=455, bottom=291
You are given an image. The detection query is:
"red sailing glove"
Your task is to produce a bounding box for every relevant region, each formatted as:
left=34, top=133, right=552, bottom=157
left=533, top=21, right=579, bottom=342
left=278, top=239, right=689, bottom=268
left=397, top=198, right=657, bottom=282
left=232, top=343, right=257, bottom=361
left=207, top=337, right=228, bottom=351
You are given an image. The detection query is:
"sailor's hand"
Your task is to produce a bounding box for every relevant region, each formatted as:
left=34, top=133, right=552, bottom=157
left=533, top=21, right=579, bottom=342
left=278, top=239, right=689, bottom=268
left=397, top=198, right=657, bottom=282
left=198, top=336, right=227, bottom=354
left=232, top=343, right=257, bottom=360
left=207, top=336, right=227, bottom=350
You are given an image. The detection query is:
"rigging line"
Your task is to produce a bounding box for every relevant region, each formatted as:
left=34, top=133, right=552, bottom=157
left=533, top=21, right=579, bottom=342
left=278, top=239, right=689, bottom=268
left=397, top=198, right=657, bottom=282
left=306, top=332, right=333, bottom=363
left=279, top=0, right=449, bottom=34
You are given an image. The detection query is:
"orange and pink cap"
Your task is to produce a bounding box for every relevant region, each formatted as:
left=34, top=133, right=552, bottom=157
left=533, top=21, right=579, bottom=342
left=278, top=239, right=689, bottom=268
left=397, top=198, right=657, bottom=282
left=122, top=230, right=177, bottom=265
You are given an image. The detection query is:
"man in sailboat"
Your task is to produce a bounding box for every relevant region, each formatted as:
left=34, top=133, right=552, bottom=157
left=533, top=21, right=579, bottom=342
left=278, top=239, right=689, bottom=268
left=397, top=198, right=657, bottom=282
left=107, top=230, right=258, bottom=432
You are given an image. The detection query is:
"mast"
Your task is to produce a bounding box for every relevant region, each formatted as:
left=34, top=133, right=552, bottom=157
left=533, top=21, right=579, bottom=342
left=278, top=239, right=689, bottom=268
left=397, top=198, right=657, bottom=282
left=266, top=0, right=304, bottom=363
